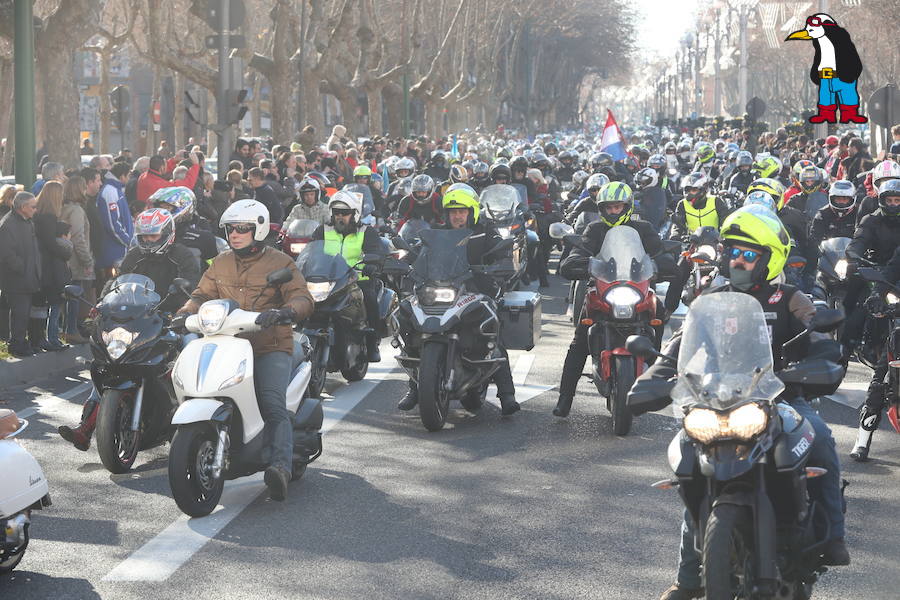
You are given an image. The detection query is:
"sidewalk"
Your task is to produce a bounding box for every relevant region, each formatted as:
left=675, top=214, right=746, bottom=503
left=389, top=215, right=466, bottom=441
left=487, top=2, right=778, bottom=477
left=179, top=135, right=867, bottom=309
left=0, top=344, right=91, bottom=389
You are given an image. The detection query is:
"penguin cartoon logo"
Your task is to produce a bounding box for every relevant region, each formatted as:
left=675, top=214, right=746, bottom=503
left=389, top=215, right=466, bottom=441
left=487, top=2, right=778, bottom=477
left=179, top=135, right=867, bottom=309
left=785, top=13, right=868, bottom=125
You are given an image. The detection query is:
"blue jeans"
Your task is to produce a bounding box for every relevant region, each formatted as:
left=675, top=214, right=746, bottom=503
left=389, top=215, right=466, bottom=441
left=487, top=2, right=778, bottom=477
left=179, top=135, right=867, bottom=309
left=818, top=78, right=860, bottom=106
left=254, top=350, right=293, bottom=475
left=676, top=398, right=845, bottom=588
left=48, top=303, right=63, bottom=344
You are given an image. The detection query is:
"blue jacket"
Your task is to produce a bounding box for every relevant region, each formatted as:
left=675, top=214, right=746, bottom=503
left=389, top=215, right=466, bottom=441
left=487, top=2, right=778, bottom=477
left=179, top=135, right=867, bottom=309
left=95, top=174, right=134, bottom=268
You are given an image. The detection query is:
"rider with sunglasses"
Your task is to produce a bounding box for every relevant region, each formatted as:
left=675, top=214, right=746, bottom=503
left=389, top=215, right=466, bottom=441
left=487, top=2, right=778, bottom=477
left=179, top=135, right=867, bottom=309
left=311, top=190, right=386, bottom=363
left=176, top=199, right=315, bottom=501
left=631, top=205, right=849, bottom=600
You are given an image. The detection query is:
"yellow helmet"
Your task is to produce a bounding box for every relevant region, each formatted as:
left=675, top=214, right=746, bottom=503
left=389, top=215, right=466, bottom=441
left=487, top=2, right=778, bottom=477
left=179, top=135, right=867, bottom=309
left=752, top=155, right=783, bottom=179
left=353, top=165, right=373, bottom=178
left=596, top=181, right=634, bottom=227
left=747, top=178, right=787, bottom=210
left=720, top=205, right=791, bottom=282
left=442, top=186, right=480, bottom=224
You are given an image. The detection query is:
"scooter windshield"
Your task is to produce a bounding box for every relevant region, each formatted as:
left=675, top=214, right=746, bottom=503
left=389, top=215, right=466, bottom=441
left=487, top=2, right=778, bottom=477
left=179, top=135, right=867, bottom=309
left=411, top=228, right=472, bottom=285
left=285, top=218, right=319, bottom=239
left=296, top=240, right=353, bottom=282
left=481, top=185, right=522, bottom=224
left=589, top=226, right=655, bottom=283
left=819, top=236, right=851, bottom=275
left=671, top=293, right=784, bottom=413
left=342, top=183, right=374, bottom=217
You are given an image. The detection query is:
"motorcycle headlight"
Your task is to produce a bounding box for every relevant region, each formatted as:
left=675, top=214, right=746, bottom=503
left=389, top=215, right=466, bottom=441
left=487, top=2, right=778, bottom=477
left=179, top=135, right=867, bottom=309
left=198, top=301, right=229, bottom=335
left=834, top=259, right=848, bottom=280
left=101, top=327, right=138, bottom=346
left=290, top=242, right=308, bottom=255
left=497, top=227, right=511, bottom=238
left=307, top=281, right=335, bottom=302
left=419, top=286, right=456, bottom=305
left=696, top=244, right=718, bottom=262
left=219, top=359, right=247, bottom=390
left=683, top=403, right=768, bottom=444
left=106, top=340, right=128, bottom=360
left=604, top=285, right=642, bottom=319
left=887, top=292, right=900, bottom=305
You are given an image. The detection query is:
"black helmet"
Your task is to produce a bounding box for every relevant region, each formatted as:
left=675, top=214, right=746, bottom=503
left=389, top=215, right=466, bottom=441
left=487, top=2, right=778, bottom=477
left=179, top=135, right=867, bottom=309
left=489, top=162, right=512, bottom=182
left=510, top=156, right=528, bottom=173
left=878, top=179, right=900, bottom=218
left=543, top=141, right=558, bottom=155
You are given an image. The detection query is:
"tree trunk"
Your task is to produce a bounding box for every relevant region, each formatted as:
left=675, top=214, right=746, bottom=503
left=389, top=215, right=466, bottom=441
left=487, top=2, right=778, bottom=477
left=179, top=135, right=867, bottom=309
left=173, top=71, right=185, bottom=150
left=149, top=64, right=162, bottom=154
left=383, top=83, right=402, bottom=137
left=425, top=98, right=442, bottom=139
left=0, top=59, right=12, bottom=170
left=269, top=62, right=294, bottom=140
left=98, top=50, right=112, bottom=154
left=366, top=85, right=384, bottom=136
left=35, top=44, right=82, bottom=168
left=252, top=74, right=262, bottom=136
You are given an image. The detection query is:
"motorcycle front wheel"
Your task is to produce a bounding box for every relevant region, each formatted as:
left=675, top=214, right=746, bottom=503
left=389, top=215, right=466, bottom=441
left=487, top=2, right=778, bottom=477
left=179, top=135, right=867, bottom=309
left=168, top=424, right=224, bottom=517
left=96, top=389, right=141, bottom=474
left=610, top=356, right=635, bottom=436
left=703, top=503, right=756, bottom=600
left=340, top=339, right=369, bottom=382
left=307, top=341, right=327, bottom=399
left=418, top=342, right=450, bottom=431
left=0, top=523, right=28, bottom=573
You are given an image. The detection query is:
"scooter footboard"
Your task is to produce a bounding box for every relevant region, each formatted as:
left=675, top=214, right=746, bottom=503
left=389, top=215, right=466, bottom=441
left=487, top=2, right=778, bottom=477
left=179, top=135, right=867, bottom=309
left=172, top=398, right=225, bottom=425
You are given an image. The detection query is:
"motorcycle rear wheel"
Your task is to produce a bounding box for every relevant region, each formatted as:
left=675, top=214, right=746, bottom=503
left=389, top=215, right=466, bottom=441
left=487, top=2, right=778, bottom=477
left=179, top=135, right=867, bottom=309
left=96, top=389, right=141, bottom=474
left=418, top=342, right=450, bottom=431
left=341, top=340, right=369, bottom=382
left=703, top=503, right=756, bottom=600
left=0, top=524, right=28, bottom=573
left=168, top=424, right=224, bottom=518
left=610, top=356, right=635, bottom=436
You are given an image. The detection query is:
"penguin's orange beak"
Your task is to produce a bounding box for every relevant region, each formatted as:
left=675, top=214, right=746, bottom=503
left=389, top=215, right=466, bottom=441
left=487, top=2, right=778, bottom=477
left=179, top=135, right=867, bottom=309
left=786, top=29, right=812, bottom=41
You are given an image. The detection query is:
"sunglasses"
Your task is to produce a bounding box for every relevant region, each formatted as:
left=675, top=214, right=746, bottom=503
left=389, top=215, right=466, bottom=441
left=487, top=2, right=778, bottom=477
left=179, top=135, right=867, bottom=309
left=332, top=208, right=355, bottom=216
left=224, top=224, right=255, bottom=234
left=726, top=247, right=761, bottom=262
left=805, top=16, right=834, bottom=27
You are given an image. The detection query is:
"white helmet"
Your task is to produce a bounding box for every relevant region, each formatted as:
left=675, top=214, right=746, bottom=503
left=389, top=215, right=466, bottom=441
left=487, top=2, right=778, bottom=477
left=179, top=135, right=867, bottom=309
left=871, top=160, right=900, bottom=186
left=328, top=190, right=363, bottom=219
left=395, top=157, right=416, bottom=174
left=219, top=199, right=270, bottom=242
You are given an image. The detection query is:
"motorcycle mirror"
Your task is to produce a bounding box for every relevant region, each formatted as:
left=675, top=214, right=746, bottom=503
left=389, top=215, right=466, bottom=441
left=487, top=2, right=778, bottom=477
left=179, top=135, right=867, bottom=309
left=625, top=335, right=658, bottom=359
left=809, top=308, right=844, bottom=333
left=266, top=267, right=293, bottom=287
left=391, top=236, right=411, bottom=251
left=549, top=221, right=575, bottom=239
left=64, top=284, right=85, bottom=300
left=857, top=266, right=888, bottom=285
left=787, top=255, right=807, bottom=270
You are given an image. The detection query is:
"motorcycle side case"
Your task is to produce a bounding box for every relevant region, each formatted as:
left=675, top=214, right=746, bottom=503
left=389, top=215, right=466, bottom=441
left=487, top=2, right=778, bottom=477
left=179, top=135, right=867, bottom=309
left=0, top=439, right=50, bottom=517
left=498, top=291, right=542, bottom=351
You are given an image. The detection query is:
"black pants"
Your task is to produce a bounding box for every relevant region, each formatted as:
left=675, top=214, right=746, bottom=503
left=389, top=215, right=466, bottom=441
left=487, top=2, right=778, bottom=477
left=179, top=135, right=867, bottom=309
left=493, top=346, right=516, bottom=397
left=864, top=317, right=893, bottom=413
left=4, top=292, right=33, bottom=349
left=357, top=279, right=380, bottom=331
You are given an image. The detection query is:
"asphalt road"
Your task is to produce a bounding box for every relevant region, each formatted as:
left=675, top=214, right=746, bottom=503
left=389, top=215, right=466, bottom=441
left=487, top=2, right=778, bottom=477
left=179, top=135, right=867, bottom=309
left=2, top=271, right=898, bottom=600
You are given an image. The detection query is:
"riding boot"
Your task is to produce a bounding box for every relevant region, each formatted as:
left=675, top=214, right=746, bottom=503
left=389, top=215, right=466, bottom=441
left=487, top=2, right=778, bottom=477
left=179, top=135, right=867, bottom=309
left=366, top=331, right=381, bottom=363
left=808, top=104, right=837, bottom=124
left=58, top=395, right=100, bottom=451
left=397, top=380, right=419, bottom=411
left=839, top=104, right=868, bottom=124
left=553, top=394, right=574, bottom=417
left=27, top=318, right=48, bottom=353
left=499, top=394, right=520, bottom=416
left=850, top=382, right=885, bottom=461
left=658, top=584, right=704, bottom=600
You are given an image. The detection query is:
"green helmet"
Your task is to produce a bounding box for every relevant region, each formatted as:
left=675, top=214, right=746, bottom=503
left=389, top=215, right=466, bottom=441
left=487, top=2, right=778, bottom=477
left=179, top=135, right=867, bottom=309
left=696, top=144, right=715, bottom=164
left=353, top=164, right=373, bottom=178
left=752, top=155, right=783, bottom=179
left=596, top=182, right=634, bottom=227
left=442, top=187, right=480, bottom=224
left=747, top=178, right=787, bottom=210
left=720, top=205, right=791, bottom=282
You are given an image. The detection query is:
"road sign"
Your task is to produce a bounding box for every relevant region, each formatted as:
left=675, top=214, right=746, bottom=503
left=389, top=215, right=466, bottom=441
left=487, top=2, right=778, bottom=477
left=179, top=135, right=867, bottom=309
left=205, top=34, right=246, bottom=49
left=204, top=0, right=245, bottom=31
left=746, top=96, right=766, bottom=120
left=868, top=85, right=900, bottom=129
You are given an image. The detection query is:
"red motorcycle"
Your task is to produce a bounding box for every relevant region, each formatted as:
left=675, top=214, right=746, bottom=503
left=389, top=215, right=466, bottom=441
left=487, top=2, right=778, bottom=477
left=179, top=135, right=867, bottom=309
left=280, top=218, right=319, bottom=259
left=581, top=226, right=665, bottom=435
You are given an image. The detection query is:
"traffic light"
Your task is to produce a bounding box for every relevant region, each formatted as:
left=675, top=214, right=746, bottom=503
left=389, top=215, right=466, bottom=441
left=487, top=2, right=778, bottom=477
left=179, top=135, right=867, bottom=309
left=225, top=89, right=248, bottom=125
left=110, top=85, right=130, bottom=130
left=185, top=90, right=205, bottom=125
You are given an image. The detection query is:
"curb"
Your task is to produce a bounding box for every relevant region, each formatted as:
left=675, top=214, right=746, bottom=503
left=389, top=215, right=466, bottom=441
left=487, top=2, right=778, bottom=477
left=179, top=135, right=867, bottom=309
left=0, top=344, right=91, bottom=389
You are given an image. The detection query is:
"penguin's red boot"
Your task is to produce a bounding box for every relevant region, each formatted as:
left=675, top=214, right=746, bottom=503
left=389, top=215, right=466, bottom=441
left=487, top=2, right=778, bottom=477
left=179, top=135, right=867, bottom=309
left=809, top=104, right=838, bottom=124
left=839, top=104, right=868, bottom=124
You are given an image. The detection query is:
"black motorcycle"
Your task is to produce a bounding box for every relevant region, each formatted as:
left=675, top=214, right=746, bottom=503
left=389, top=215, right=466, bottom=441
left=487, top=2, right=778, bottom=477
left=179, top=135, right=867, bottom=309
left=296, top=241, right=396, bottom=398
left=480, top=184, right=531, bottom=291
left=64, top=274, right=187, bottom=474
left=812, top=237, right=852, bottom=336
left=628, top=293, right=846, bottom=600
left=392, top=228, right=534, bottom=431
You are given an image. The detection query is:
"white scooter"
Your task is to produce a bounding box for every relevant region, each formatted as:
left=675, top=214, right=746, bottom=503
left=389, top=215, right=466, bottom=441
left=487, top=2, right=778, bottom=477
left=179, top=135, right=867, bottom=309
left=167, top=268, right=323, bottom=517
left=0, top=409, right=51, bottom=573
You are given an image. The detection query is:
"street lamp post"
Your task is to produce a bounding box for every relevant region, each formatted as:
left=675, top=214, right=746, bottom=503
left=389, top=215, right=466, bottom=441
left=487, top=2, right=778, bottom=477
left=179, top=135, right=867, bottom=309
left=713, top=4, right=723, bottom=116
left=14, top=0, right=35, bottom=187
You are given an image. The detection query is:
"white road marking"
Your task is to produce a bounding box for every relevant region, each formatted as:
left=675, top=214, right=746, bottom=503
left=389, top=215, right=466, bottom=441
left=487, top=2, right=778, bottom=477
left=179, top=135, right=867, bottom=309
left=102, top=360, right=401, bottom=583
left=16, top=381, right=93, bottom=419
left=486, top=352, right=553, bottom=407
